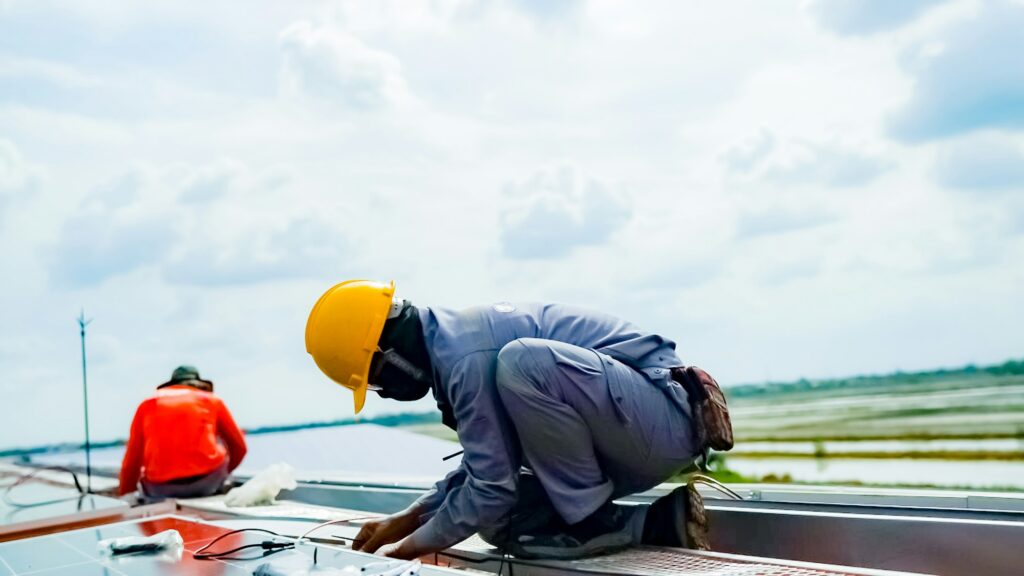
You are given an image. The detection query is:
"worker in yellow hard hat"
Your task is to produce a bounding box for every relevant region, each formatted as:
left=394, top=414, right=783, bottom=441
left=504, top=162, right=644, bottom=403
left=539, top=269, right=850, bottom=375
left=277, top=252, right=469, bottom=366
left=306, top=279, right=725, bottom=560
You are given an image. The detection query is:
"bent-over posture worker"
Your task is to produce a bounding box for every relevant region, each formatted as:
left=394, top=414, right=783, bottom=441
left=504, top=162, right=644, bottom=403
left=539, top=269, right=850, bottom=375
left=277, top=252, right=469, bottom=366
left=118, top=365, right=248, bottom=499
left=306, top=280, right=707, bottom=560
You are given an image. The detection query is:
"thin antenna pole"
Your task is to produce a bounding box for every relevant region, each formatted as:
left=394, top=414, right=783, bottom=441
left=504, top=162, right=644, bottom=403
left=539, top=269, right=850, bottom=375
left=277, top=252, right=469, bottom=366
left=77, top=310, right=93, bottom=494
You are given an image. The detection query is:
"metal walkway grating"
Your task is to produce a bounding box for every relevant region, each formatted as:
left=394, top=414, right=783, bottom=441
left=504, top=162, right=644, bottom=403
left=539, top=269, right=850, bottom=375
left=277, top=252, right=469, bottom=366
left=447, top=538, right=920, bottom=576
left=566, top=546, right=885, bottom=576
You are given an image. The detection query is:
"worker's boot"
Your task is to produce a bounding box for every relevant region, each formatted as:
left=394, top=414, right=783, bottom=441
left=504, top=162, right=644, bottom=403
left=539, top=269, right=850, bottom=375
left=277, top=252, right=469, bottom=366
left=509, top=502, right=633, bottom=560
left=641, top=483, right=709, bottom=550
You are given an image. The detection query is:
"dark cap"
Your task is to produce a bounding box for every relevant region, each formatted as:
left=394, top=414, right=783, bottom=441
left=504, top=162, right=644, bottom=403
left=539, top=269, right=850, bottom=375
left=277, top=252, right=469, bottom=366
left=158, top=365, right=214, bottom=391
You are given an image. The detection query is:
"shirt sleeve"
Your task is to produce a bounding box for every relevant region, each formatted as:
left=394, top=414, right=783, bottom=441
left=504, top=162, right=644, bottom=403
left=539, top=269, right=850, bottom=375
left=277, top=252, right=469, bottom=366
left=410, top=464, right=468, bottom=523
left=215, top=399, right=248, bottom=473
left=405, top=351, right=521, bottom=553
left=118, top=402, right=147, bottom=495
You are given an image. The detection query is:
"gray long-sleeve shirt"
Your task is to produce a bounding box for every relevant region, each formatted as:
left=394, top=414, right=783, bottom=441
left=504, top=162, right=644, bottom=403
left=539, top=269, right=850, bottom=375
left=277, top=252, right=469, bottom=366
left=404, top=302, right=684, bottom=552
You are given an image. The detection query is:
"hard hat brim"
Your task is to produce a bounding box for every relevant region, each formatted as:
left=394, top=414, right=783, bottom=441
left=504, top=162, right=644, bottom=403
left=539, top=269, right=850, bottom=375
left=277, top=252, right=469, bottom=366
left=353, top=384, right=367, bottom=414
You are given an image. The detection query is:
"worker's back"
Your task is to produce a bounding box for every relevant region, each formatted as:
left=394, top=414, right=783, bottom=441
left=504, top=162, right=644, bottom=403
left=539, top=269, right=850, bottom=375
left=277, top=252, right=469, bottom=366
left=119, top=366, right=247, bottom=497
left=138, top=385, right=227, bottom=482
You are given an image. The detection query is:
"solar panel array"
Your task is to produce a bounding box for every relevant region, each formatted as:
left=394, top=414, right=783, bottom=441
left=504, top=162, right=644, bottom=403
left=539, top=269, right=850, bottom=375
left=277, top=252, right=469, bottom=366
left=0, top=515, right=467, bottom=576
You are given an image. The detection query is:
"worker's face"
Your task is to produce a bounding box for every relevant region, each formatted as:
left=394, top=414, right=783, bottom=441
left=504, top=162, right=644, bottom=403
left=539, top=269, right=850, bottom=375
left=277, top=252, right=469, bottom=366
left=369, top=352, right=431, bottom=402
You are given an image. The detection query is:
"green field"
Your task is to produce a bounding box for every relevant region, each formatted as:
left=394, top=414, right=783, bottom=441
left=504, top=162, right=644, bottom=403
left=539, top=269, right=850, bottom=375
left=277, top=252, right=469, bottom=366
left=404, top=359, right=1024, bottom=489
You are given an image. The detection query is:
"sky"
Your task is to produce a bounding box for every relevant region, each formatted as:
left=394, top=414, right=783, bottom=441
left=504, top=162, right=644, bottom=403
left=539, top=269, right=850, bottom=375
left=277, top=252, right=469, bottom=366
left=1, top=0, right=1022, bottom=449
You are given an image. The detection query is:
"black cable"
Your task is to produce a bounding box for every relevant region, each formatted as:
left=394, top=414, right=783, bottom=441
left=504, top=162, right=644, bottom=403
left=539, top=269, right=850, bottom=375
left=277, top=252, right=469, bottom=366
left=193, top=528, right=294, bottom=560
left=2, top=466, right=88, bottom=508
left=441, top=450, right=463, bottom=461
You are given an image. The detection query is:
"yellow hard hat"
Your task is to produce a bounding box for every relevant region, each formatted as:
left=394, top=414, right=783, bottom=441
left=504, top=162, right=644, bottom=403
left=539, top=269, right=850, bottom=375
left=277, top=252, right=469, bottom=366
left=305, top=279, right=396, bottom=414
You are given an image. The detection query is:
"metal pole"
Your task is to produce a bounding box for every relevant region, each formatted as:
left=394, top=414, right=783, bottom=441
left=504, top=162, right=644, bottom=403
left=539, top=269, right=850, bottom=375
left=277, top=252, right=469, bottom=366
left=78, top=310, right=93, bottom=494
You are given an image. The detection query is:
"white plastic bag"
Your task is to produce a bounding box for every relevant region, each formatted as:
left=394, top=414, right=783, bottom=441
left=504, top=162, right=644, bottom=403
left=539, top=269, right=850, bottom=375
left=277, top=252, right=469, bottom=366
left=225, top=462, right=297, bottom=507
left=97, top=529, right=183, bottom=556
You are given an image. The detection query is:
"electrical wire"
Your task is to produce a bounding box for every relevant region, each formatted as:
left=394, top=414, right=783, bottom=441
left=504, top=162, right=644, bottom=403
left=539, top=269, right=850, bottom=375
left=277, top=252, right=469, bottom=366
left=297, top=515, right=381, bottom=542
left=2, top=466, right=88, bottom=508
left=688, top=474, right=743, bottom=500
left=193, top=528, right=294, bottom=560
left=441, top=450, right=463, bottom=461
left=294, top=515, right=381, bottom=565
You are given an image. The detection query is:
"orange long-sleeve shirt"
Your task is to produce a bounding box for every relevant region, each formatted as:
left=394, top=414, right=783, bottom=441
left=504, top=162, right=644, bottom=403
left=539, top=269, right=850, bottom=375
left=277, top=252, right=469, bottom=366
left=118, top=385, right=247, bottom=495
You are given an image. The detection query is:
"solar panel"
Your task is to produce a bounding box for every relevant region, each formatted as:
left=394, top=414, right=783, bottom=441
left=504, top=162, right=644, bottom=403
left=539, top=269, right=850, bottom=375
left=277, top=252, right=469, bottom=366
left=0, top=477, right=128, bottom=541
left=28, top=423, right=462, bottom=482
left=0, top=515, right=465, bottom=576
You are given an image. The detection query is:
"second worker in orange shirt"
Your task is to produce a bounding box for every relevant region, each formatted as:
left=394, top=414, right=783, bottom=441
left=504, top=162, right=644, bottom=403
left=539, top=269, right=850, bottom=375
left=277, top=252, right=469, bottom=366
left=118, top=365, right=247, bottom=500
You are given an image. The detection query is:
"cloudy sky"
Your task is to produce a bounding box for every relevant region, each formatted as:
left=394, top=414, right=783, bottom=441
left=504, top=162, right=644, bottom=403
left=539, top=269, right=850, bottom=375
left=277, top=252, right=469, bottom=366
left=1, top=0, right=1022, bottom=449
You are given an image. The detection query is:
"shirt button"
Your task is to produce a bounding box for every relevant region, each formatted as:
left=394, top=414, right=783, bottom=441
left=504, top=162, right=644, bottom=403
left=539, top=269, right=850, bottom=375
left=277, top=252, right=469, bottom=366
left=654, top=369, right=662, bottom=374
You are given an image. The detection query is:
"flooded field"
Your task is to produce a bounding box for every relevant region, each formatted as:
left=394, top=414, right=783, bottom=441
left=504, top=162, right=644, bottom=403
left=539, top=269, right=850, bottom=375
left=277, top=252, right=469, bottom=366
left=730, top=381, right=1024, bottom=440
left=715, top=367, right=1024, bottom=490
left=403, top=365, right=1024, bottom=490
left=723, top=456, right=1024, bottom=489
left=732, top=438, right=1024, bottom=456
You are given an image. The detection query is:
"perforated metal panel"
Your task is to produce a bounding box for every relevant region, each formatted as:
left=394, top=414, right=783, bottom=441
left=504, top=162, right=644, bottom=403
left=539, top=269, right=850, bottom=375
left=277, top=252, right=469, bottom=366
left=566, top=547, right=884, bottom=576
left=448, top=538, right=919, bottom=576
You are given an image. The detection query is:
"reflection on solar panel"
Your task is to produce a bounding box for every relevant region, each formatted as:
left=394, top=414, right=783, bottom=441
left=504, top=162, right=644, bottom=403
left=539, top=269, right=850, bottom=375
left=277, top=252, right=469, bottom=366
left=0, top=516, right=251, bottom=575
left=28, top=424, right=462, bottom=482
left=1, top=492, right=124, bottom=527
left=0, top=475, right=128, bottom=541
left=0, top=515, right=466, bottom=576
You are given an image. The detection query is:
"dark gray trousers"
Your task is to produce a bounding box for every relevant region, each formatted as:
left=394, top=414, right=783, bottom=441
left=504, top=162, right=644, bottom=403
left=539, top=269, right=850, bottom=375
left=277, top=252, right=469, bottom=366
left=487, top=338, right=697, bottom=543
left=140, top=459, right=229, bottom=501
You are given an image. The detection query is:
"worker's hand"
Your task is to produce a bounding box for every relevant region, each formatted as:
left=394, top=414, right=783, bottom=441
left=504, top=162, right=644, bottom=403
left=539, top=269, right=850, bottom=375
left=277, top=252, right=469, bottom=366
left=353, top=512, right=419, bottom=554
left=378, top=539, right=421, bottom=560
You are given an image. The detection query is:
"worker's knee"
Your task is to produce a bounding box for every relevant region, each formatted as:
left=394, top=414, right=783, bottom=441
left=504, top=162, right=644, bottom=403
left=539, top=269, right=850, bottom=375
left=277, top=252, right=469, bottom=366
left=496, top=338, right=556, bottom=394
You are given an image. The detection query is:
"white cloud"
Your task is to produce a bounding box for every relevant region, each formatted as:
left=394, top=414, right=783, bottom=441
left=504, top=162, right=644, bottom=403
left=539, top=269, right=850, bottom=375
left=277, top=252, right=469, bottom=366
left=724, top=131, right=892, bottom=188
left=0, top=139, right=21, bottom=228
left=163, top=216, right=349, bottom=286
left=804, top=0, right=945, bottom=36
left=736, top=205, right=835, bottom=238
left=278, top=20, right=410, bottom=109
left=722, top=129, right=776, bottom=174
left=48, top=170, right=177, bottom=287
left=499, top=165, right=631, bottom=259
left=0, top=137, right=40, bottom=234
left=178, top=158, right=245, bottom=204
left=47, top=160, right=348, bottom=288
left=934, top=133, right=1024, bottom=191
left=2, top=0, right=1024, bottom=449
left=0, top=138, right=28, bottom=190
left=888, top=0, right=1024, bottom=141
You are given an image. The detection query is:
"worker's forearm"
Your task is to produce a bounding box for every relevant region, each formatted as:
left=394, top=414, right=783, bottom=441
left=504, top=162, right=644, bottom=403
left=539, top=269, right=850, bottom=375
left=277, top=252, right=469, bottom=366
left=396, top=501, right=429, bottom=522
left=402, top=522, right=458, bottom=557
